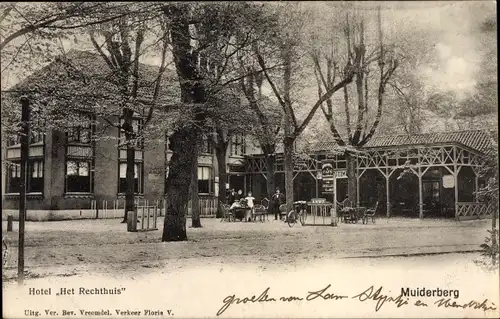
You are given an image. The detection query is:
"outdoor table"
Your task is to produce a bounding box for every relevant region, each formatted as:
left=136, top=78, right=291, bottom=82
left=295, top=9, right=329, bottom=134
left=341, top=207, right=366, bottom=223
left=232, top=207, right=252, bottom=221
left=307, top=202, right=334, bottom=225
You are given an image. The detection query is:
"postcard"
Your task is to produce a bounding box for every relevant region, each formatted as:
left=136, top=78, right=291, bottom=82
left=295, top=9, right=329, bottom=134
left=2, top=1, right=498, bottom=318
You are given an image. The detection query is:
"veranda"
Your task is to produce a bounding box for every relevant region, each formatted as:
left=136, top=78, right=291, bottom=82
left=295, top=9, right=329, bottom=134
left=245, top=130, right=495, bottom=221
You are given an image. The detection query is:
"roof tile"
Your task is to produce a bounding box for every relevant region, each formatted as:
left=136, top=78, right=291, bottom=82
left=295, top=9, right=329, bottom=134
left=305, top=130, right=496, bottom=154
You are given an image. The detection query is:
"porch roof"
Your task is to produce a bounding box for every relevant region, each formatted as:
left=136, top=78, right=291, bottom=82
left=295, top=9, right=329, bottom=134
left=306, top=130, right=495, bottom=154
left=363, top=130, right=494, bottom=153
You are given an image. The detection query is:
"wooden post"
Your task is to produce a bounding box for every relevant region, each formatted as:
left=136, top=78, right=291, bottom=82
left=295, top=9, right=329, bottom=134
left=454, top=171, right=459, bottom=220
left=126, top=210, right=137, bottom=232
left=18, top=97, right=30, bottom=284
left=474, top=170, right=479, bottom=203
left=315, top=178, right=319, bottom=199
left=7, top=215, right=13, bottom=231
left=418, top=167, right=423, bottom=219
left=141, top=206, right=145, bottom=230
left=154, top=206, right=158, bottom=229
left=453, top=146, right=459, bottom=220
left=386, top=171, right=390, bottom=218
left=333, top=173, right=337, bottom=215
left=356, top=173, right=360, bottom=208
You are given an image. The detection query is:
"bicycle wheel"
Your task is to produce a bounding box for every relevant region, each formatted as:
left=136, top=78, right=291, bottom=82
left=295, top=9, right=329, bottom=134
left=299, top=210, right=306, bottom=225
left=287, top=210, right=296, bottom=227
left=2, top=238, right=8, bottom=267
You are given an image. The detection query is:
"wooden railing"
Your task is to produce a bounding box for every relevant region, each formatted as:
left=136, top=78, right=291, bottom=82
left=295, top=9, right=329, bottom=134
left=456, top=202, right=494, bottom=220
left=198, top=197, right=217, bottom=218
left=186, top=196, right=217, bottom=218
left=92, top=199, right=166, bottom=219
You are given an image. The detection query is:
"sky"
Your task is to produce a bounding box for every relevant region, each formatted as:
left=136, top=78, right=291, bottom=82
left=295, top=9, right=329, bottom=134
left=1, top=1, right=496, bottom=99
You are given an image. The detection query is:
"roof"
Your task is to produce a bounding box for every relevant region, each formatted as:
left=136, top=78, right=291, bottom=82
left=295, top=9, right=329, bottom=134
left=5, top=49, right=179, bottom=105
left=306, top=130, right=496, bottom=154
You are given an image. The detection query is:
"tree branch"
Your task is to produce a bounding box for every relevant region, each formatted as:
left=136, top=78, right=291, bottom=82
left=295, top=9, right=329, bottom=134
left=145, top=28, right=169, bottom=126
left=0, top=6, right=13, bottom=25
left=255, top=51, right=286, bottom=109
left=295, top=74, right=354, bottom=138
left=89, top=32, right=115, bottom=70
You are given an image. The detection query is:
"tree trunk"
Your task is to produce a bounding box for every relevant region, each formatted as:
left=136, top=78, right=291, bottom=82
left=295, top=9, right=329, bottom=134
left=492, top=167, right=499, bottom=265
left=215, top=144, right=228, bottom=218
left=162, top=127, right=199, bottom=241
left=122, top=108, right=135, bottom=223
left=263, top=145, right=276, bottom=199
left=346, top=151, right=357, bottom=207
left=191, top=146, right=202, bottom=228
left=284, top=137, right=294, bottom=213
left=282, top=45, right=294, bottom=214
left=162, top=5, right=206, bottom=241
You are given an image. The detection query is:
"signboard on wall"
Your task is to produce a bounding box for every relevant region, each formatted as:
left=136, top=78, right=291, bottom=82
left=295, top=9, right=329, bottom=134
left=335, top=170, right=347, bottom=179
left=443, top=175, right=455, bottom=188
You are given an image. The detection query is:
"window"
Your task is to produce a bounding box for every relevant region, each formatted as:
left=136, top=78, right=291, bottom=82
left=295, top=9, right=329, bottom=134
left=29, top=160, right=44, bottom=192
left=67, top=114, right=92, bottom=144
left=119, top=118, right=143, bottom=148
left=118, top=162, right=143, bottom=194
left=7, top=134, right=21, bottom=147
left=230, top=134, right=246, bottom=156
left=30, top=131, right=44, bottom=144
left=66, top=160, right=92, bottom=193
left=30, top=115, right=45, bottom=144
left=5, top=160, right=44, bottom=193
left=200, top=135, right=213, bottom=154
left=198, top=166, right=213, bottom=194
left=6, top=162, right=20, bottom=193
left=68, top=125, right=91, bottom=143
left=165, top=132, right=170, bottom=152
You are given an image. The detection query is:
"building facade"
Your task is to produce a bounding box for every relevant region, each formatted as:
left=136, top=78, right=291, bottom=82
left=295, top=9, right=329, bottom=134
left=1, top=51, right=496, bottom=221
left=2, top=115, right=255, bottom=212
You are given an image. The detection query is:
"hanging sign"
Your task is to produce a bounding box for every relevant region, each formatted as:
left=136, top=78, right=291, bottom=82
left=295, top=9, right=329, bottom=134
left=335, top=170, right=347, bottom=179
left=322, top=164, right=334, bottom=177
left=442, top=175, right=455, bottom=188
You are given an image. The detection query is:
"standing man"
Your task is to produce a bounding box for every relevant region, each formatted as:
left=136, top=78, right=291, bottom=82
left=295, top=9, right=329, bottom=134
left=228, top=189, right=236, bottom=205
left=271, top=188, right=285, bottom=220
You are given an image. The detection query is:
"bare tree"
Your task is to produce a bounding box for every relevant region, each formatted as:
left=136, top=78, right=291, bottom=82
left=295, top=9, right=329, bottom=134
left=253, top=3, right=359, bottom=213
left=313, top=5, right=399, bottom=204
left=239, top=62, right=282, bottom=201
left=87, top=10, right=170, bottom=222
left=161, top=2, right=267, bottom=241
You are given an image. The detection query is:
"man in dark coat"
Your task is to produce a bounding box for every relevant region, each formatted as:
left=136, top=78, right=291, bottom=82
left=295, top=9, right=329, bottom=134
left=228, top=189, right=237, bottom=205
left=271, top=188, right=285, bottom=220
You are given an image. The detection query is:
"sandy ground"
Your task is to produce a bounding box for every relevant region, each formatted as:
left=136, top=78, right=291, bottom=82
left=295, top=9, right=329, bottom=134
left=1, top=217, right=495, bottom=280
left=2, top=217, right=499, bottom=318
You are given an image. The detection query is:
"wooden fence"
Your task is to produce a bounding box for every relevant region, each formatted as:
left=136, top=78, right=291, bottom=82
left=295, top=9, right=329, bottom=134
left=89, top=197, right=218, bottom=219
left=91, top=199, right=166, bottom=219
left=456, top=202, right=494, bottom=220
left=187, top=196, right=218, bottom=218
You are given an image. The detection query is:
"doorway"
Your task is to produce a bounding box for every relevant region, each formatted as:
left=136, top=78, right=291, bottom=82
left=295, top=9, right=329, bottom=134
left=423, top=180, right=441, bottom=217
left=229, top=174, right=245, bottom=194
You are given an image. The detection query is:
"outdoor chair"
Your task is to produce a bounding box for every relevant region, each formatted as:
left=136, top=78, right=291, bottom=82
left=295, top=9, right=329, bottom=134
left=261, top=198, right=269, bottom=210
left=260, top=198, right=270, bottom=221
left=253, top=204, right=266, bottom=222
left=337, top=198, right=352, bottom=223
left=279, top=204, right=288, bottom=221
left=220, top=204, right=233, bottom=222
left=363, top=201, right=378, bottom=224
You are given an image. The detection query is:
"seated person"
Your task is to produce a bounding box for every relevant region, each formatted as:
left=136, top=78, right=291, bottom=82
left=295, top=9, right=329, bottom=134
left=230, top=198, right=247, bottom=211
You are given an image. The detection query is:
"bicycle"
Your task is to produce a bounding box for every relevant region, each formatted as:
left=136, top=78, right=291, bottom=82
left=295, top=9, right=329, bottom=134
left=287, top=201, right=307, bottom=227
left=2, top=235, right=8, bottom=267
